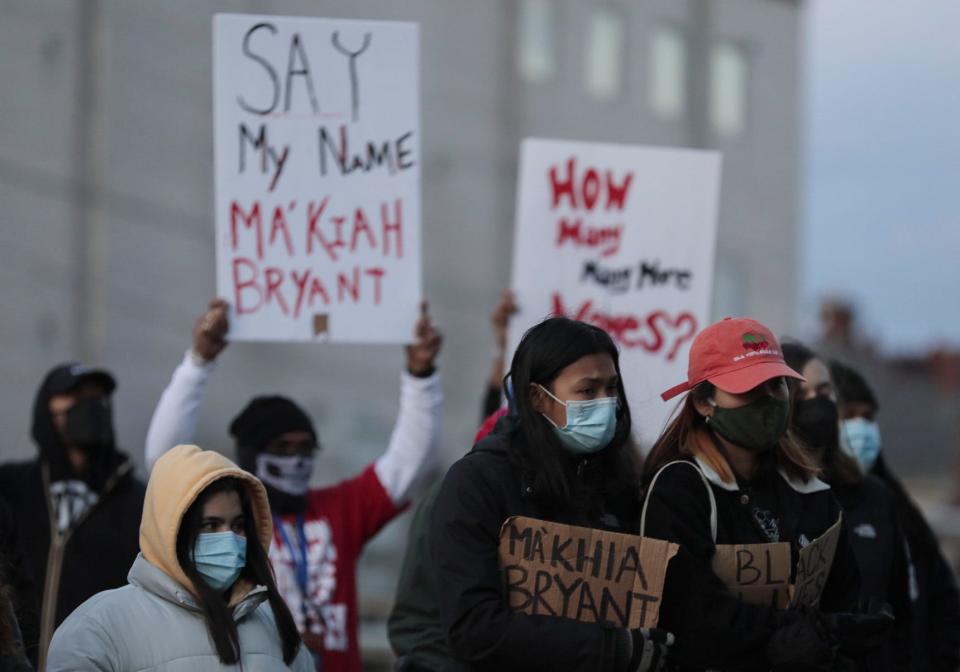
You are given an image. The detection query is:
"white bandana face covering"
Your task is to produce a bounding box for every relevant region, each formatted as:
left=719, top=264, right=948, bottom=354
left=256, top=453, right=314, bottom=495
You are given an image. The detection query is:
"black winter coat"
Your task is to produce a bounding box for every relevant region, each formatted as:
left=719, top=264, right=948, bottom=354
left=832, top=475, right=912, bottom=672
left=641, top=453, right=861, bottom=671
left=430, top=432, right=641, bottom=672
left=0, top=457, right=143, bottom=664
left=872, top=456, right=960, bottom=672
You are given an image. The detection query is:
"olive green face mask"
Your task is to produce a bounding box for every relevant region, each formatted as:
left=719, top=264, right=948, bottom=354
left=708, top=395, right=790, bottom=452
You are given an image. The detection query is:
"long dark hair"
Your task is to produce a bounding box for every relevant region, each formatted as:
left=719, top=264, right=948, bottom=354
left=782, top=342, right=862, bottom=485
left=175, top=477, right=301, bottom=665
left=644, top=381, right=818, bottom=486
left=505, top=317, right=640, bottom=511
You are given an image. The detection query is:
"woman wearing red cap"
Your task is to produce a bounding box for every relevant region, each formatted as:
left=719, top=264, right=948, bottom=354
left=640, top=317, right=864, bottom=670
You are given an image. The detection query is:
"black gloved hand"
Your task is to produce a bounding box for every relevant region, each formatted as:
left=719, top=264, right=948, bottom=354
left=822, top=599, right=895, bottom=656
left=628, top=628, right=673, bottom=672
left=766, top=609, right=837, bottom=671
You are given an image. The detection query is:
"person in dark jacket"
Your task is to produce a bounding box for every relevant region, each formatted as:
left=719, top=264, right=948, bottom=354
left=0, top=584, right=31, bottom=672
left=0, top=498, right=37, bottom=670
left=0, top=363, right=145, bottom=670
left=642, top=317, right=864, bottom=671
left=389, top=411, right=510, bottom=672
left=430, top=317, right=669, bottom=672
left=831, top=360, right=960, bottom=672
left=784, top=342, right=911, bottom=672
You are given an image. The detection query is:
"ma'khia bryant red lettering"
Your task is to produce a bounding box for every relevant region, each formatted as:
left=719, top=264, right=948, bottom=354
left=548, top=157, right=634, bottom=211
left=230, top=198, right=404, bottom=263
left=305, top=197, right=404, bottom=262
left=551, top=292, right=698, bottom=361
left=556, top=218, right=623, bottom=257
left=232, top=257, right=387, bottom=317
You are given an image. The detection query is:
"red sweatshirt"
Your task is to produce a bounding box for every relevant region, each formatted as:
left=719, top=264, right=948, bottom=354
left=271, top=464, right=404, bottom=672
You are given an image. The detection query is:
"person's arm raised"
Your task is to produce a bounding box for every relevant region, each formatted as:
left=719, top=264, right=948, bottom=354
left=481, top=289, right=517, bottom=420
left=144, top=299, right=228, bottom=471
left=373, top=301, right=443, bottom=506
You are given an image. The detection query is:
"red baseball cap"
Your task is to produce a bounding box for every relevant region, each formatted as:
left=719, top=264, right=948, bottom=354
left=661, top=317, right=804, bottom=401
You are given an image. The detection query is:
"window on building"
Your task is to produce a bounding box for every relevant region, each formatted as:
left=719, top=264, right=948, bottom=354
left=516, top=0, right=555, bottom=82
left=710, top=41, right=748, bottom=138
left=649, top=26, right=686, bottom=120
left=584, top=6, right=624, bottom=102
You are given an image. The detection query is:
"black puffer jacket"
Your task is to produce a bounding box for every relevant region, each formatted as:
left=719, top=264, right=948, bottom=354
left=430, top=431, right=641, bottom=672
left=0, top=369, right=144, bottom=666
left=641, top=452, right=861, bottom=671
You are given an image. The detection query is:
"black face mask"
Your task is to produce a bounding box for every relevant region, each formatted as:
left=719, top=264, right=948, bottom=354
left=793, top=395, right=839, bottom=449
left=63, top=397, right=115, bottom=451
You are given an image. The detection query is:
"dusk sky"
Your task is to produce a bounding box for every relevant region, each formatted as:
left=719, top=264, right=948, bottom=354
left=803, top=1, right=960, bottom=354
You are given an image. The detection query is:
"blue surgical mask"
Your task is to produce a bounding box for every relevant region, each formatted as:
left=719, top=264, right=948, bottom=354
left=839, top=418, right=882, bottom=472
left=537, top=385, right=618, bottom=455
left=193, top=531, right=247, bottom=592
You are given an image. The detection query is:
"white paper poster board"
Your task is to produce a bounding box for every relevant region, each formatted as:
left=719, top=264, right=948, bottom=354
left=213, top=14, right=421, bottom=342
left=508, top=139, right=721, bottom=449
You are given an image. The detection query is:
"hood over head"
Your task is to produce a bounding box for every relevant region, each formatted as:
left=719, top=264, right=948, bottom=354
left=140, top=444, right=273, bottom=598
left=32, top=362, right=120, bottom=491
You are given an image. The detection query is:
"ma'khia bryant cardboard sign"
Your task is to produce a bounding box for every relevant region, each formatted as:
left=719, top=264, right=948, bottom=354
left=710, top=516, right=843, bottom=610
left=498, top=516, right=678, bottom=628
left=213, top=14, right=421, bottom=342
left=507, top=139, right=721, bottom=449
left=790, top=516, right=843, bottom=608
left=711, top=542, right=792, bottom=609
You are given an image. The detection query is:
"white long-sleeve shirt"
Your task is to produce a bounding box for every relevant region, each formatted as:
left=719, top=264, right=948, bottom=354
left=144, top=350, right=443, bottom=505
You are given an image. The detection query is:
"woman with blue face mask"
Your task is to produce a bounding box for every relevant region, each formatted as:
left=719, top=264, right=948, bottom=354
left=430, top=317, right=672, bottom=672
left=831, top=360, right=960, bottom=672
left=46, top=445, right=313, bottom=670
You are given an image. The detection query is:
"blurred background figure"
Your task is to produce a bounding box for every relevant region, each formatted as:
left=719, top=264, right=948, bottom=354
left=0, top=499, right=34, bottom=672
left=831, top=360, right=960, bottom=672
left=0, top=364, right=144, bottom=670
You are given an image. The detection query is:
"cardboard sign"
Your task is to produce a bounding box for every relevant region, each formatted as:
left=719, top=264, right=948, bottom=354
left=498, top=516, right=678, bottom=628
left=507, top=139, right=721, bottom=448
left=213, top=14, right=421, bottom=342
left=711, top=542, right=792, bottom=609
left=790, top=517, right=843, bottom=608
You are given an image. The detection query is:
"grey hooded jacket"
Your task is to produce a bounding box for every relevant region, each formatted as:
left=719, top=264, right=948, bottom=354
left=45, top=553, right=313, bottom=671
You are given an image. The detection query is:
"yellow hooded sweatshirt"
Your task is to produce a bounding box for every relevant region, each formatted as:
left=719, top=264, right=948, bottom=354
left=47, top=445, right=315, bottom=671
left=140, top=443, right=274, bottom=601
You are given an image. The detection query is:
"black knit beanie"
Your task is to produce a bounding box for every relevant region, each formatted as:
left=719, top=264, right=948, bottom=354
left=229, top=396, right=317, bottom=469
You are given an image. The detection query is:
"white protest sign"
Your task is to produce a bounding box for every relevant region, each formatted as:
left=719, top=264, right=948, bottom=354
left=508, top=139, right=721, bottom=448
left=214, top=14, right=421, bottom=342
